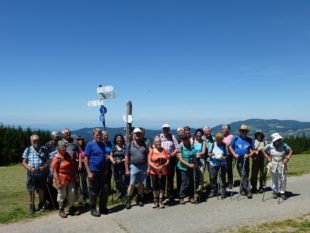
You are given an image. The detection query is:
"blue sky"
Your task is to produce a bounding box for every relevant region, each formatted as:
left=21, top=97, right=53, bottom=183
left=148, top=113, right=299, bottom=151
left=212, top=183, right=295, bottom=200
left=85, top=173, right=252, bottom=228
left=0, top=0, right=309, bottom=130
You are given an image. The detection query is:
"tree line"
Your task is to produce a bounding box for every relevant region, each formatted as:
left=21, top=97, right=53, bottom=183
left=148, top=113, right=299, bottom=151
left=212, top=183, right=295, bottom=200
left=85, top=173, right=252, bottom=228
left=284, top=135, right=310, bottom=154
left=0, top=124, right=50, bottom=166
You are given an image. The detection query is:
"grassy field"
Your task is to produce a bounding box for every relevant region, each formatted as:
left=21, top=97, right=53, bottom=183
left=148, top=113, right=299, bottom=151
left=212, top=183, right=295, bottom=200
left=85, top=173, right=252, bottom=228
left=0, top=154, right=309, bottom=224
left=227, top=213, right=310, bottom=233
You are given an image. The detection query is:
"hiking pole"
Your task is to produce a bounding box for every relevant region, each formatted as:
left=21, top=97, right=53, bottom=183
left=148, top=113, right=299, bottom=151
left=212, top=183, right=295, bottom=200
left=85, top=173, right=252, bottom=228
left=31, top=171, right=35, bottom=214
left=217, top=159, right=222, bottom=200
left=230, top=157, right=237, bottom=200
left=278, top=164, right=284, bottom=205
left=45, top=183, right=57, bottom=210
left=238, top=157, right=247, bottom=201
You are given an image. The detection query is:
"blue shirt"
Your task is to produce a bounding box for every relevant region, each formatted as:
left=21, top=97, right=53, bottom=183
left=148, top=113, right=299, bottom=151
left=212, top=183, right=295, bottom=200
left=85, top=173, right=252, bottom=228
left=103, top=141, right=113, bottom=156
left=230, top=136, right=253, bottom=157
left=85, top=141, right=106, bottom=172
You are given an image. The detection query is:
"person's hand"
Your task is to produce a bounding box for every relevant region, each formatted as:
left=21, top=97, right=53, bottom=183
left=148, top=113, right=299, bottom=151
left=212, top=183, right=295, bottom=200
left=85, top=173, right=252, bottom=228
left=283, top=158, right=289, bottom=164
left=189, top=163, right=195, bottom=169
left=78, top=165, right=82, bottom=171
left=233, top=153, right=239, bottom=159
left=29, top=167, right=36, bottom=173
left=87, top=172, right=93, bottom=179
left=267, top=156, right=272, bottom=162
left=244, top=154, right=249, bottom=159
left=39, top=165, right=46, bottom=172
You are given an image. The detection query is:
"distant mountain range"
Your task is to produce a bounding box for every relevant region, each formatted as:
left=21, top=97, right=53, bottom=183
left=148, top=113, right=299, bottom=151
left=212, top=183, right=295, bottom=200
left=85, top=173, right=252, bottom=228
left=72, top=119, right=310, bottom=141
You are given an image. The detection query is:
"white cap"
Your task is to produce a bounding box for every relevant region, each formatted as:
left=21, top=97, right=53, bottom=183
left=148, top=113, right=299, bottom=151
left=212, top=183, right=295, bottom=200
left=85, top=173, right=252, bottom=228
left=271, top=133, right=283, bottom=143
left=162, top=123, right=170, bottom=128
left=133, top=128, right=142, bottom=133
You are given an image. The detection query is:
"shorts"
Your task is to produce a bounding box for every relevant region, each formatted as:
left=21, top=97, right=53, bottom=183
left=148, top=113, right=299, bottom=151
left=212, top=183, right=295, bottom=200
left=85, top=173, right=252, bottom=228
left=26, top=174, right=47, bottom=192
left=129, top=164, right=147, bottom=186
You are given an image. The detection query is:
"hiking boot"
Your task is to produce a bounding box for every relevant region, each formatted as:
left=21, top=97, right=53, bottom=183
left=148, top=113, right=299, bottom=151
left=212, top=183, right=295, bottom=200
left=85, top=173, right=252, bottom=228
left=190, top=197, right=197, bottom=204
left=159, top=198, right=165, bottom=209
left=136, top=195, right=144, bottom=207
left=179, top=197, right=185, bottom=205
left=99, top=207, right=109, bottom=215
left=247, top=192, right=253, bottom=199
left=221, top=194, right=226, bottom=200
left=29, top=204, right=35, bottom=215
left=251, top=187, right=258, bottom=194
left=152, top=198, right=159, bottom=209
left=228, top=183, right=233, bottom=189
left=69, top=206, right=80, bottom=216
left=280, top=193, right=287, bottom=200
left=240, top=190, right=246, bottom=196
left=125, top=196, right=132, bottom=209
left=59, top=209, right=67, bottom=218
left=90, top=208, right=101, bottom=217
left=272, top=192, right=278, bottom=199
left=258, top=187, right=264, bottom=194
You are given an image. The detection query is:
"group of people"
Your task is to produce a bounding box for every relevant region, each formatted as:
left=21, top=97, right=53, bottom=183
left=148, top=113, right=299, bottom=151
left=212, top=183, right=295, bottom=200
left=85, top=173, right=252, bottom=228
left=22, top=123, right=293, bottom=218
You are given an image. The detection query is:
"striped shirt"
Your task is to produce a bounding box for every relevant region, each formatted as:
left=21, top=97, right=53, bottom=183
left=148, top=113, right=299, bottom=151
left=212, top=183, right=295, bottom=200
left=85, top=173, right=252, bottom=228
left=160, top=133, right=178, bottom=154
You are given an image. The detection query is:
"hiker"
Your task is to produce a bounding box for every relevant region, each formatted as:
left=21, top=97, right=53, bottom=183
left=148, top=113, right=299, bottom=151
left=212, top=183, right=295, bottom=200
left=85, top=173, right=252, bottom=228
left=45, top=131, right=60, bottom=209
left=208, top=133, right=228, bottom=199
left=193, top=129, right=206, bottom=194
left=125, top=128, right=149, bottom=209
left=202, top=126, right=215, bottom=191
left=250, top=130, right=268, bottom=193
left=263, top=133, right=293, bottom=200
left=229, top=124, right=255, bottom=199
left=183, top=126, right=194, bottom=144
left=61, top=128, right=79, bottom=158
left=222, top=125, right=234, bottom=189
left=176, top=134, right=197, bottom=204
left=22, top=134, right=49, bottom=214
left=101, top=130, right=113, bottom=196
left=76, top=136, right=89, bottom=205
left=52, top=141, right=80, bottom=218
left=140, top=127, right=152, bottom=195
left=110, top=134, right=128, bottom=200
left=148, top=136, right=170, bottom=208
left=84, top=128, right=109, bottom=217
left=159, top=123, right=179, bottom=202
left=176, top=127, right=185, bottom=144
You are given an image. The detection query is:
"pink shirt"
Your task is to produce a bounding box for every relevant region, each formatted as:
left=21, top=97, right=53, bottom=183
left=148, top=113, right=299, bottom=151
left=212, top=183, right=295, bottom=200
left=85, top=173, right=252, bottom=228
left=223, top=134, right=234, bottom=146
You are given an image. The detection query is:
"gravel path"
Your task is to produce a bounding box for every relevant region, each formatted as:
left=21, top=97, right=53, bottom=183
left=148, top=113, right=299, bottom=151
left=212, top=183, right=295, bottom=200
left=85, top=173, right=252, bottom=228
left=1, top=174, right=310, bottom=233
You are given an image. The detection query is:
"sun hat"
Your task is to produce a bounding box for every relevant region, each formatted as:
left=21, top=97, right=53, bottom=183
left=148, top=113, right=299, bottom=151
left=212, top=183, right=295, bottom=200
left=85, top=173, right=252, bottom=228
left=271, top=133, right=283, bottom=143
left=239, top=124, right=250, bottom=131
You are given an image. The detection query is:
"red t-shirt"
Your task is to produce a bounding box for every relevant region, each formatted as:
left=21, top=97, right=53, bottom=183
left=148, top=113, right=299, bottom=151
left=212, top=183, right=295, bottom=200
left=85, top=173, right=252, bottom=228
left=52, top=152, right=77, bottom=186
left=148, top=148, right=169, bottom=175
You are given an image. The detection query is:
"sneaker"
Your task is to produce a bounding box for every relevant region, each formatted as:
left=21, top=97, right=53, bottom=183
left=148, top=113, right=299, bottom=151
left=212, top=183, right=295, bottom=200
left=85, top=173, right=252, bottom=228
left=90, top=208, right=101, bottom=217
left=258, top=187, right=264, bottom=194
left=179, top=198, right=185, bottom=205
left=280, top=193, right=287, bottom=200
left=272, top=192, right=278, bottom=199
left=99, top=208, right=109, bottom=215
left=59, top=209, right=67, bottom=218
left=247, top=192, right=253, bottom=199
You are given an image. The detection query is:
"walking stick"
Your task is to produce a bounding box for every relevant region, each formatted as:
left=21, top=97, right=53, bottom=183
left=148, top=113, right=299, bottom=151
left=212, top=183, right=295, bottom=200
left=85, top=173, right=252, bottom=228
left=45, top=183, right=57, bottom=209
left=230, top=157, right=237, bottom=200
left=237, top=157, right=247, bottom=201
left=31, top=172, right=35, bottom=214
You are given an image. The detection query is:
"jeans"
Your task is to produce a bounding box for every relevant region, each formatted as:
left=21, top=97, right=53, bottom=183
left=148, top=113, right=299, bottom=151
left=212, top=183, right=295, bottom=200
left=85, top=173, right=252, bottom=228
left=179, top=169, right=194, bottom=198
left=209, top=165, right=226, bottom=195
